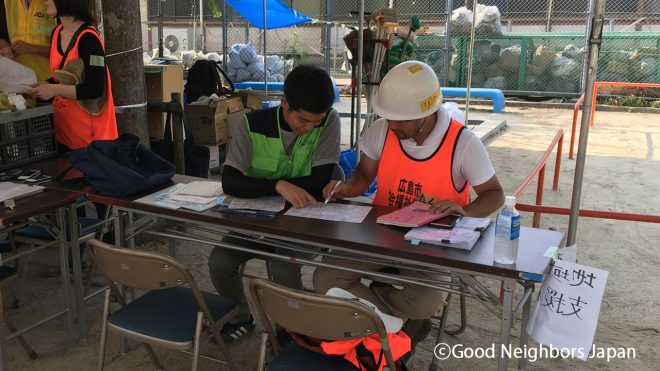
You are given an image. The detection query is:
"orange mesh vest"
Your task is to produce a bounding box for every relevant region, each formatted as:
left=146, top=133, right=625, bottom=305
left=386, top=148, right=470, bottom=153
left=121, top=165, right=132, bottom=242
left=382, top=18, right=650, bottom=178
left=373, top=119, right=470, bottom=208
left=49, top=24, right=118, bottom=150
left=320, top=331, right=411, bottom=371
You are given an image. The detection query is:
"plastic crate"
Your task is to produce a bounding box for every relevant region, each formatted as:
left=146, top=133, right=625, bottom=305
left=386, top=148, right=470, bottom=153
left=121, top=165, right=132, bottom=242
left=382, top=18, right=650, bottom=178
left=0, top=105, right=57, bottom=171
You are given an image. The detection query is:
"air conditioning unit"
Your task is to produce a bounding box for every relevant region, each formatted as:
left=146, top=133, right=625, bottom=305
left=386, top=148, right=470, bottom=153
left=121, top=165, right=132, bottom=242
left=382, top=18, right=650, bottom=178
left=156, top=28, right=191, bottom=55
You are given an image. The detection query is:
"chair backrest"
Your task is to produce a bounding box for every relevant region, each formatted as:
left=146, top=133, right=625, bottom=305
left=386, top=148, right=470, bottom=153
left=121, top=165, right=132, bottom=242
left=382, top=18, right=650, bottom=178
left=249, top=277, right=391, bottom=341
left=87, top=238, right=193, bottom=291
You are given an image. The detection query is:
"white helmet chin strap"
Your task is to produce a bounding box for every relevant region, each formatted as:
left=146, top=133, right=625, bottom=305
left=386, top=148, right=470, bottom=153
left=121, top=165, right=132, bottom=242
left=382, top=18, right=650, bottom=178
left=416, top=121, right=425, bottom=133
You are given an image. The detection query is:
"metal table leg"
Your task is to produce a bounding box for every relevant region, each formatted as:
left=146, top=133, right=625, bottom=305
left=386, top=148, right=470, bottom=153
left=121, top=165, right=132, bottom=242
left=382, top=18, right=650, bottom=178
left=518, top=282, right=535, bottom=370
left=67, top=205, right=85, bottom=339
left=56, top=208, right=75, bottom=347
left=497, top=277, right=516, bottom=371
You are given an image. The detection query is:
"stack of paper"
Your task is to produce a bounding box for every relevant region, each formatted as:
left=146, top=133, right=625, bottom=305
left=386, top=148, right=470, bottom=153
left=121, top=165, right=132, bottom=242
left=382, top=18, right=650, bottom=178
left=228, top=195, right=286, bottom=213
left=0, top=182, right=44, bottom=203
left=404, top=216, right=491, bottom=250
left=134, top=181, right=224, bottom=212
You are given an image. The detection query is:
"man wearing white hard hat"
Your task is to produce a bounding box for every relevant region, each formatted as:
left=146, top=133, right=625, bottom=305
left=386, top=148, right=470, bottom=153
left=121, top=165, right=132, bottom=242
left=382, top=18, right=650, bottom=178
left=314, top=61, right=504, bottom=343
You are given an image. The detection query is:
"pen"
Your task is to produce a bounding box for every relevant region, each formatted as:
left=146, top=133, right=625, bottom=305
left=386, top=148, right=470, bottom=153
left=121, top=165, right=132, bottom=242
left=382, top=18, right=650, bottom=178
left=324, top=180, right=342, bottom=205
left=215, top=207, right=276, bottom=217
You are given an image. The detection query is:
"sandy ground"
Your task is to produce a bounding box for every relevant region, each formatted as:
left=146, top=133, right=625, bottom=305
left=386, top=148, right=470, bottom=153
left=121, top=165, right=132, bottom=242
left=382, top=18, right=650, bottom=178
left=3, top=106, right=659, bottom=370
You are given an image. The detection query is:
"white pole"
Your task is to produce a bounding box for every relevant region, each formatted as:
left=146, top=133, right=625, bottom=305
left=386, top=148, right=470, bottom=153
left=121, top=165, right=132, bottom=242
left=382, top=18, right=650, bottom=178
left=199, top=0, right=204, bottom=52
left=355, top=0, right=365, bottom=166
left=192, top=0, right=197, bottom=52
left=263, top=0, right=268, bottom=99
left=464, top=0, right=479, bottom=126
left=567, top=0, right=607, bottom=246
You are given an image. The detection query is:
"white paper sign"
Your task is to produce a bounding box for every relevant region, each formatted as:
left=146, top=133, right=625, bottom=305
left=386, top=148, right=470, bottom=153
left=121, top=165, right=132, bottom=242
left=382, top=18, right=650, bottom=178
left=0, top=56, right=37, bottom=93
left=556, top=244, right=577, bottom=263
left=527, top=260, right=608, bottom=361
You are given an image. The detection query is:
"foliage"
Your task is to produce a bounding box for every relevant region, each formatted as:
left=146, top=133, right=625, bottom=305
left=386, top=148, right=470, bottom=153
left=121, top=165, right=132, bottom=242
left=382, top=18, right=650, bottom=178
left=282, top=31, right=303, bottom=66
left=206, top=0, right=222, bottom=18
left=601, top=95, right=660, bottom=108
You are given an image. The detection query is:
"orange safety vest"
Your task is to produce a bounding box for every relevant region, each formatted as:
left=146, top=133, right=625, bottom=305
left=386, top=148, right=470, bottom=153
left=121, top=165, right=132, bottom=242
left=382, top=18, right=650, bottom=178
left=320, top=331, right=411, bottom=371
left=373, top=119, right=470, bottom=208
left=49, top=24, right=118, bottom=150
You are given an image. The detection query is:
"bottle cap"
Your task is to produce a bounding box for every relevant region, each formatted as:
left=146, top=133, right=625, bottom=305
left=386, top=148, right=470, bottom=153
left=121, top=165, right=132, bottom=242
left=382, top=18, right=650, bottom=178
left=504, top=195, right=516, bottom=206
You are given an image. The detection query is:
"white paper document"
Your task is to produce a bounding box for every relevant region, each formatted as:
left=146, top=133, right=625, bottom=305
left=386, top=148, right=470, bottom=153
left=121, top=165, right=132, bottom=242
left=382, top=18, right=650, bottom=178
left=0, top=56, right=37, bottom=93
left=527, top=260, right=609, bottom=361
left=0, top=182, right=44, bottom=202
left=556, top=244, right=577, bottom=263
left=455, top=216, right=491, bottom=230
left=134, top=183, right=218, bottom=212
left=177, top=181, right=223, bottom=197
left=284, top=203, right=372, bottom=223
left=229, top=195, right=286, bottom=212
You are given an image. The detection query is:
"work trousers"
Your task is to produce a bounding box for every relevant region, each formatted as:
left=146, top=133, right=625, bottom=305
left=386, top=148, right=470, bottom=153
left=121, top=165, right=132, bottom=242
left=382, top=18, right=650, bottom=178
left=313, top=254, right=449, bottom=321
left=208, top=236, right=315, bottom=323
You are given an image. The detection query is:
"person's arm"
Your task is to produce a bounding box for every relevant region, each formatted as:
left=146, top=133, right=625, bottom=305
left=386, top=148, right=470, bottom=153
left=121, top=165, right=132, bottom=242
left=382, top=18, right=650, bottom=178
left=0, top=39, right=11, bottom=58
left=430, top=175, right=504, bottom=217
left=322, top=120, right=387, bottom=201
left=74, top=32, right=106, bottom=100
left=26, top=32, right=106, bottom=101
left=222, top=164, right=334, bottom=208
left=26, top=81, right=76, bottom=100
left=276, top=163, right=334, bottom=200
left=10, top=41, right=50, bottom=58
left=221, top=165, right=278, bottom=197
left=322, top=154, right=379, bottom=201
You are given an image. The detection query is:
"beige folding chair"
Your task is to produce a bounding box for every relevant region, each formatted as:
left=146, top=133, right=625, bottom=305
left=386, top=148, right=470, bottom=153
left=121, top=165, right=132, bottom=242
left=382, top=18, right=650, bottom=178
left=248, top=277, right=398, bottom=371
left=86, top=239, right=239, bottom=371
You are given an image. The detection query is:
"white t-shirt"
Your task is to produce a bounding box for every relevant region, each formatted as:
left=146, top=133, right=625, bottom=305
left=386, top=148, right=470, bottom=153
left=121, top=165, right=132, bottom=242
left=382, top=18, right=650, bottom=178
left=359, top=105, right=495, bottom=189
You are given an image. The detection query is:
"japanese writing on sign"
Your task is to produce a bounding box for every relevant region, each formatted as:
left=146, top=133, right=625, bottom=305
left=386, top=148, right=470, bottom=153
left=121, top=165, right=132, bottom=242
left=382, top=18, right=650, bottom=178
left=527, top=260, right=609, bottom=361
left=387, top=178, right=424, bottom=208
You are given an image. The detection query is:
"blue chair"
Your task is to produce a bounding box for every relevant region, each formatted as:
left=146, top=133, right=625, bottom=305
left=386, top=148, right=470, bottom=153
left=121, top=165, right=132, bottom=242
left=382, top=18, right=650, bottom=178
left=248, top=278, right=398, bottom=371
left=339, top=148, right=377, bottom=196
left=87, top=239, right=239, bottom=371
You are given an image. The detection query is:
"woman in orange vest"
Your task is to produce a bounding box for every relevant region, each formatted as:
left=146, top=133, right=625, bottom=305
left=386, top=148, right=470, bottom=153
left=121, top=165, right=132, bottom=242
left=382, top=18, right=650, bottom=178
left=26, top=0, right=118, bottom=152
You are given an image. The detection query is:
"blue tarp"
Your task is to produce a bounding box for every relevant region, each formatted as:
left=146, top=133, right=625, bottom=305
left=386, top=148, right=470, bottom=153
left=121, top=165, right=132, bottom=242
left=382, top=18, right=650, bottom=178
left=225, top=0, right=312, bottom=29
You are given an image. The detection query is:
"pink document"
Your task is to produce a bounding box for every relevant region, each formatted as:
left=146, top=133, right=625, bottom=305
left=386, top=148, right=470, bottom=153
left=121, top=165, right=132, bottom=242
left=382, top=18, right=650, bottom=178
left=376, top=202, right=449, bottom=228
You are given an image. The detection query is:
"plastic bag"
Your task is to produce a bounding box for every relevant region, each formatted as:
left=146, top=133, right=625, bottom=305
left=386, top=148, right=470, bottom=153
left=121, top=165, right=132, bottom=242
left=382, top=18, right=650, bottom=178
left=239, top=43, right=259, bottom=64
left=228, top=50, right=246, bottom=69
left=235, top=68, right=251, bottom=82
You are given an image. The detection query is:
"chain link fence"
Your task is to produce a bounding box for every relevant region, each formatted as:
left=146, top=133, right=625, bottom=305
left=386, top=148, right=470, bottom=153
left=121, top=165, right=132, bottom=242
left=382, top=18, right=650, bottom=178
left=141, top=0, right=660, bottom=97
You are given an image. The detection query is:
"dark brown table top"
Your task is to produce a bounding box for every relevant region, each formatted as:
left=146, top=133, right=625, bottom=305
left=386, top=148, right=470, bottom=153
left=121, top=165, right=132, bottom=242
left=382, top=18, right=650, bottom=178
left=35, top=159, right=563, bottom=280
left=81, top=175, right=563, bottom=280
left=0, top=187, right=81, bottom=226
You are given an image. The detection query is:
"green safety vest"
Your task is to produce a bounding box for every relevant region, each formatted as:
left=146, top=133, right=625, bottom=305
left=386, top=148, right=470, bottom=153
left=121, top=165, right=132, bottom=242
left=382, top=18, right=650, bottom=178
left=245, top=106, right=331, bottom=179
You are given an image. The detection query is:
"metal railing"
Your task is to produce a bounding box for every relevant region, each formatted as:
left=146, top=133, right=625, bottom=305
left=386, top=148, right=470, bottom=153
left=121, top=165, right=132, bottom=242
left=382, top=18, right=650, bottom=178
left=569, top=81, right=660, bottom=160
left=512, top=128, right=564, bottom=228
left=515, top=127, right=660, bottom=227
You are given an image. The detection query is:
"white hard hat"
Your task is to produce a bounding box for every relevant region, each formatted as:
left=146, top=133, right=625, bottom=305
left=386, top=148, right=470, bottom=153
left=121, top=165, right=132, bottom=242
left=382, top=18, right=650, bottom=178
left=372, top=61, right=443, bottom=121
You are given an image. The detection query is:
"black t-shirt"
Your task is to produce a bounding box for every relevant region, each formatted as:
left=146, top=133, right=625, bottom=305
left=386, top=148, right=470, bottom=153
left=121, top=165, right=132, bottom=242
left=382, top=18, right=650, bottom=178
left=54, top=25, right=106, bottom=100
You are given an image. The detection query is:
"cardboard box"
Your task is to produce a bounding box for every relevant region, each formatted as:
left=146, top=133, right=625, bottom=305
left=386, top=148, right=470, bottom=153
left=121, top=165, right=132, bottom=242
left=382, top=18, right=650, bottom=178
left=145, top=64, right=184, bottom=138
left=185, top=97, right=249, bottom=145
left=206, top=142, right=227, bottom=170
left=224, top=96, right=245, bottom=114
left=234, top=91, right=266, bottom=111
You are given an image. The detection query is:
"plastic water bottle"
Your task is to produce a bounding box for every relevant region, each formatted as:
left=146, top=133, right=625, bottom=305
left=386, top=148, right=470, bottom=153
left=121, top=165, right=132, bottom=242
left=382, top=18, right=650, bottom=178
left=494, top=196, right=521, bottom=265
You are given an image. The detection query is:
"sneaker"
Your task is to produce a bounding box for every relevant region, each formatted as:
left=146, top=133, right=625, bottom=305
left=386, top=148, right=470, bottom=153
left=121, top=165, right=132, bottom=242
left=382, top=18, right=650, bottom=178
left=220, top=315, right=256, bottom=343
left=404, top=319, right=432, bottom=349
left=275, top=327, right=294, bottom=348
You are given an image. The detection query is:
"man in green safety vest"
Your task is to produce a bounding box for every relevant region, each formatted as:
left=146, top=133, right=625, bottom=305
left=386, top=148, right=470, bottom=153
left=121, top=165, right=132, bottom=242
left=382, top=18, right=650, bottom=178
left=208, top=65, right=340, bottom=343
